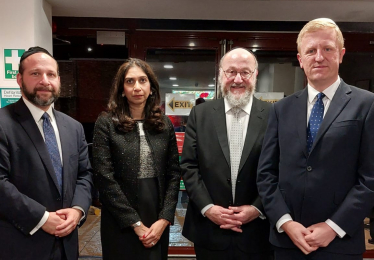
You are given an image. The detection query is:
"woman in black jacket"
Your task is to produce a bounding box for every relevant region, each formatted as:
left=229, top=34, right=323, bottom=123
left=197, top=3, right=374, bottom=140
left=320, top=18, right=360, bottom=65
left=93, top=58, right=181, bottom=260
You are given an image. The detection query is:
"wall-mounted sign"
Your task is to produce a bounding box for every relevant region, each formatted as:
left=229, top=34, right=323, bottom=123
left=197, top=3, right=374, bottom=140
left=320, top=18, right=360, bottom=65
left=254, top=92, right=284, bottom=103
left=4, top=49, right=25, bottom=80
left=165, top=93, right=195, bottom=115
left=0, top=88, right=21, bottom=108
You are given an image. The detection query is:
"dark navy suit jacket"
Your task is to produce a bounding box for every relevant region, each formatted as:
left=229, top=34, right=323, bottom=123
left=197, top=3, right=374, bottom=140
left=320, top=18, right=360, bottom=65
left=0, top=98, right=92, bottom=260
left=257, top=80, right=374, bottom=255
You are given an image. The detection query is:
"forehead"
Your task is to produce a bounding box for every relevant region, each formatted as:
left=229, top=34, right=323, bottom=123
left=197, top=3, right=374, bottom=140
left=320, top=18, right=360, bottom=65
left=300, top=28, right=338, bottom=49
left=222, top=50, right=255, bottom=68
left=126, top=65, right=147, bottom=77
left=22, top=53, right=58, bottom=71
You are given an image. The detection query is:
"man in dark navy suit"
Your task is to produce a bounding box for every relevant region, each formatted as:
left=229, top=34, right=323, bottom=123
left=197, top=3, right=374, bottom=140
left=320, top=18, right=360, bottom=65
left=0, top=47, right=92, bottom=260
left=257, top=18, right=374, bottom=260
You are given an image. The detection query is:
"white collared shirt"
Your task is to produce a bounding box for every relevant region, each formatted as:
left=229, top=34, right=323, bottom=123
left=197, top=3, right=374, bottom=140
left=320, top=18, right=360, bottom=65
left=224, top=96, right=253, bottom=146
left=22, top=97, right=63, bottom=163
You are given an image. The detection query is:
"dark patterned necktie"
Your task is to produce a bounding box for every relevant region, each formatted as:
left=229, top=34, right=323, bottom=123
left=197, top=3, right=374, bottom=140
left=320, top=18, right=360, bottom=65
left=307, top=93, right=325, bottom=153
left=229, top=107, right=243, bottom=202
left=42, top=112, right=63, bottom=192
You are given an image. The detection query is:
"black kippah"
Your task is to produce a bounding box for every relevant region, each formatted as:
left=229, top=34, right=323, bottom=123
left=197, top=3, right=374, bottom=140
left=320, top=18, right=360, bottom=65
left=19, top=46, right=53, bottom=64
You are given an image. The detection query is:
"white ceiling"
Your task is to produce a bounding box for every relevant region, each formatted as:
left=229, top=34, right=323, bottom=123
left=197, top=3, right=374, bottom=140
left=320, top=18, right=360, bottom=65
left=47, top=0, right=374, bottom=22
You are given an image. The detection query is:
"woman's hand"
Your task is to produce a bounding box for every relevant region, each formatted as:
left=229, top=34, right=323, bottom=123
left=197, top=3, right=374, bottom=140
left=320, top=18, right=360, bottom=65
left=133, top=222, right=149, bottom=239
left=139, top=219, right=169, bottom=248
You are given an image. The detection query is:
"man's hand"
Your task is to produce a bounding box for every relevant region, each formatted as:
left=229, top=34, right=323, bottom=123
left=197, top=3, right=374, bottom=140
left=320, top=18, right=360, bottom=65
left=41, top=212, right=66, bottom=235
left=282, top=221, right=318, bottom=255
left=220, top=205, right=259, bottom=232
left=140, top=219, right=169, bottom=248
left=305, top=222, right=337, bottom=247
left=205, top=205, right=236, bottom=226
left=55, top=208, right=82, bottom=237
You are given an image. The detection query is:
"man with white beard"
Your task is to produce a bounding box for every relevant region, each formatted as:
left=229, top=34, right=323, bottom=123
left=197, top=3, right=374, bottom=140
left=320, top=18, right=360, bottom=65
left=181, top=48, right=273, bottom=260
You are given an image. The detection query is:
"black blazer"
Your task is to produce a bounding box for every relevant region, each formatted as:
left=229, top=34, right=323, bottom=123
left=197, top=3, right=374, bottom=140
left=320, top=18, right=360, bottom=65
left=0, top=99, right=93, bottom=260
left=92, top=113, right=181, bottom=229
left=257, top=80, right=374, bottom=254
left=181, top=98, right=272, bottom=253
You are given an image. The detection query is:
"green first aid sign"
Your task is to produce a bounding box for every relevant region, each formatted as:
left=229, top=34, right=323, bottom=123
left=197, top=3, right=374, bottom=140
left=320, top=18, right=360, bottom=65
left=4, top=49, right=25, bottom=79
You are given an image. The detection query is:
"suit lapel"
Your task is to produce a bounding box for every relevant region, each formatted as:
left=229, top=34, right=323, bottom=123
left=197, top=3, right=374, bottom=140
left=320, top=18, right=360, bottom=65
left=14, top=99, right=61, bottom=194
left=295, top=89, right=309, bottom=158
left=213, top=99, right=230, bottom=167
left=310, top=81, right=351, bottom=153
left=54, top=110, right=68, bottom=196
left=238, top=98, right=264, bottom=173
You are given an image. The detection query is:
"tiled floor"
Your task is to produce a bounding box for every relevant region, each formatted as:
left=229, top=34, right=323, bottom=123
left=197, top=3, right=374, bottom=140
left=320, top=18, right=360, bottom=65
left=78, top=206, right=374, bottom=259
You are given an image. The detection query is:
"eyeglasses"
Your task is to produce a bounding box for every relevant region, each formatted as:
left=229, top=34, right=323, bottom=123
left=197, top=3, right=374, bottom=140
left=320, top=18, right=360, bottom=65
left=221, top=68, right=256, bottom=80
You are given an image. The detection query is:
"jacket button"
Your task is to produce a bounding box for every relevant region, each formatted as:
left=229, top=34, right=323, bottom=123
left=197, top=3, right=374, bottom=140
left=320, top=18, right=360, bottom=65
left=57, top=197, right=61, bottom=201
left=227, top=178, right=231, bottom=183
left=228, top=200, right=233, bottom=206
left=237, top=180, right=241, bottom=183
left=307, top=166, right=312, bottom=172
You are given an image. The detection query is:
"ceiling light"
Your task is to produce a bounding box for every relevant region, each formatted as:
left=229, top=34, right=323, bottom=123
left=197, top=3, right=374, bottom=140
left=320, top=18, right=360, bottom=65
left=164, top=65, right=173, bottom=69
left=169, top=77, right=177, bottom=80
left=208, top=84, right=215, bottom=87
left=87, top=47, right=92, bottom=52
left=189, top=42, right=195, bottom=47
left=173, top=84, right=179, bottom=87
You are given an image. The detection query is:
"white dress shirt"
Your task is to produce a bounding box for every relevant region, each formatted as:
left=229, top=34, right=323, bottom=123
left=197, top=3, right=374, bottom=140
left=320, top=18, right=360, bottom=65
left=276, top=77, right=346, bottom=238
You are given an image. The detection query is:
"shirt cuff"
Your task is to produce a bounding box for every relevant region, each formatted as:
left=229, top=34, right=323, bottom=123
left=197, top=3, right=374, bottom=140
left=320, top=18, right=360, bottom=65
left=201, top=204, right=214, bottom=216
left=276, top=213, right=293, bottom=233
left=325, top=219, right=346, bottom=238
left=72, top=206, right=86, bottom=224
left=30, top=211, right=49, bottom=235
left=251, top=205, right=266, bottom=220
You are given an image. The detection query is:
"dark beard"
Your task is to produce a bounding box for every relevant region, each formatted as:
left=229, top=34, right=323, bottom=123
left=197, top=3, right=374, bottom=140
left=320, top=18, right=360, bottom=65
left=22, top=81, right=60, bottom=107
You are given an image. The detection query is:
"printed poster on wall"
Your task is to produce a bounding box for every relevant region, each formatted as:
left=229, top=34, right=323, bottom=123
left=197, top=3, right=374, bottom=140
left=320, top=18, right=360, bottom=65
left=165, top=93, right=195, bottom=116
left=0, top=88, right=21, bottom=108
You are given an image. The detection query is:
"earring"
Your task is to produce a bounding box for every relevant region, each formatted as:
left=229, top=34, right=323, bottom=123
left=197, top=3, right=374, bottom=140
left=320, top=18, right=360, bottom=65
left=150, top=92, right=153, bottom=95
left=122, top=93, right=125, bottom=97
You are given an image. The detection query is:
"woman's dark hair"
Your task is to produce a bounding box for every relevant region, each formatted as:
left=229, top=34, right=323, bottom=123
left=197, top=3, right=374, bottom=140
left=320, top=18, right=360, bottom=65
left=107, top=58, right=164, bottom=133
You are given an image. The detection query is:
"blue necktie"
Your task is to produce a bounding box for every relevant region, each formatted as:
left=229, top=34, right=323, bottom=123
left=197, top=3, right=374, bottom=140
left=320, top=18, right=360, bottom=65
left=307, top=93, right=325, bottom=153
left=42, top=112, right=63, bottom=193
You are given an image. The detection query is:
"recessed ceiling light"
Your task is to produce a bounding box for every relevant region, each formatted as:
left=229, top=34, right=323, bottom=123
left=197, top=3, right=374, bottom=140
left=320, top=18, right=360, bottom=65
left=87, top=47, right=92, bottom=52
left=169, top=77, right=177, bottom=80
left=164, top=65, right=173, bottom=69
left=189, top=42, right=195, bottom=47
left=173, top=84, right=179, bottom=87
left=208, top=84, right=215, bottom=87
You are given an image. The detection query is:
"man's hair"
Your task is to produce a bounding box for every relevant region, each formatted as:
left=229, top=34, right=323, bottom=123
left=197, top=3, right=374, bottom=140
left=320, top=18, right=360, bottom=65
left=18, top=46, right=59, bottom=75
left=297, top=18, right=345, bottom=53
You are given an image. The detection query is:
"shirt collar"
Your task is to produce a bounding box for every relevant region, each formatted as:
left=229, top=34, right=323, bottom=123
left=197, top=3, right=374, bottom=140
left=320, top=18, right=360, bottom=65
left=307, top=77, right=340, bottom=103
left=224, top=95, right=253, bottom=115
left=22, top=97, right=55, bottom=123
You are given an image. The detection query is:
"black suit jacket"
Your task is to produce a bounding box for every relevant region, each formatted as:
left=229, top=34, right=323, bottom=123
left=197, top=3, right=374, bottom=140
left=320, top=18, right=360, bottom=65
left=257, top=80, right=374, bottom=254
left=92, top=113, right=181, bottom=229
left=181, top=97, right=272, bottom=253
left=0, top=99, right=93, bottom=260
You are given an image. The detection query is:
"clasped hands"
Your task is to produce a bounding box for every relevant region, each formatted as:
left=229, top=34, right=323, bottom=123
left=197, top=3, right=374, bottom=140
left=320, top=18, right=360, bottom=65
left=42, top=208, right=82, bottom=237
left=281, top=221, right=337, bottom=255
left=134, top=219, right=169, bottom=248
left=205, top=205, right=260, bottom=233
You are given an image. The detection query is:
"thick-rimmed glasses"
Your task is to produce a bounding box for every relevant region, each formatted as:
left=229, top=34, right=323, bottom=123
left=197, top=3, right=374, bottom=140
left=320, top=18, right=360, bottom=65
left=221, top=68, right=256, bottom=80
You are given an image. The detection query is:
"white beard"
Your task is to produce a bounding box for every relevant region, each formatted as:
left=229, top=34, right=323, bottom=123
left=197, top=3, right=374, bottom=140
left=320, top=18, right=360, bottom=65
left=222, top=84, right=255, bottom=108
